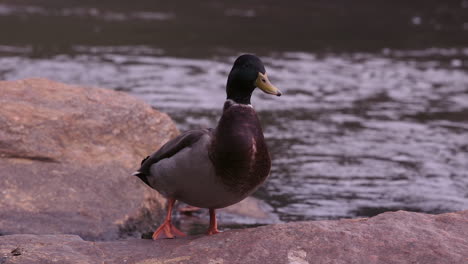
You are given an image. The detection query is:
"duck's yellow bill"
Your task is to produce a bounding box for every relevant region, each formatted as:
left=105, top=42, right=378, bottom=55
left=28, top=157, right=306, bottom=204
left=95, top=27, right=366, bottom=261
left=255, top=72, right=282, bottom=96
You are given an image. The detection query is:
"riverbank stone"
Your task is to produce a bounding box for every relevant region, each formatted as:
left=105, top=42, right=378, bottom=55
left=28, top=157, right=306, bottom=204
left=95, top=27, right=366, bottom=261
left=0, top=210, right=467, bottom=264
left=0, top=78, right=179, bottom=240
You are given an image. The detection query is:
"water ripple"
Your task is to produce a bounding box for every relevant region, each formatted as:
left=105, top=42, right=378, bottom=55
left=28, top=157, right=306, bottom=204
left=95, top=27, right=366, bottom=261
left=1, top=46, right=467, bottom=221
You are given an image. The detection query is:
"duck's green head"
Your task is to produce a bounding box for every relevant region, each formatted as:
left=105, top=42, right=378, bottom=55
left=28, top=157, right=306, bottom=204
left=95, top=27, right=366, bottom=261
left=226, top=54, right=282, bottom=104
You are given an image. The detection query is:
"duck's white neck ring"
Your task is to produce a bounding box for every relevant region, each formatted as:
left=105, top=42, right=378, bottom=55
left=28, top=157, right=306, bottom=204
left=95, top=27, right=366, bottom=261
left=224, top=99, right=253, bottom=109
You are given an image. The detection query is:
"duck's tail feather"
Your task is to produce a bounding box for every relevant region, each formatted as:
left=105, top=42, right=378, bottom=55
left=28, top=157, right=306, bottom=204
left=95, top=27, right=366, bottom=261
left=131, top=171, right=143, bottom=177
left=133, top=155, right=152, bottom=186
left=132, top=170, right=151, bottom=186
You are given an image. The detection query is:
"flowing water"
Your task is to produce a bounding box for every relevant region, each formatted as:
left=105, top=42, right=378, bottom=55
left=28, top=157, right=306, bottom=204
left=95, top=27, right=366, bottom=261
left=1, top=1, right=468, bottom=224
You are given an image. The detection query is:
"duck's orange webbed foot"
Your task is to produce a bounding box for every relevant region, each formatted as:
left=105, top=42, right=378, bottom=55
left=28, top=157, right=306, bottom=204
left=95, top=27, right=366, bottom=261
left=152, top=198, right=187, bottom=240
left=207, top=226, right=220, bottom=235
left=152, top=220, right=186, bottom=239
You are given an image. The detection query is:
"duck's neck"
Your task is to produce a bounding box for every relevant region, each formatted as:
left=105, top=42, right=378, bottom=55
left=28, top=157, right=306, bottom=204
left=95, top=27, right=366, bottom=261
left=226, top=94, right=252, bottom=105
left=222, top=99, right=252, bottom=111
left=225, top=82, right=255, bottom=105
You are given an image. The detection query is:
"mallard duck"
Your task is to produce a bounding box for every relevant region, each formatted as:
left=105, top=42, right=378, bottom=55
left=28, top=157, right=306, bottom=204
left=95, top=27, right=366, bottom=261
left=133, top=54, right=281, bottom=239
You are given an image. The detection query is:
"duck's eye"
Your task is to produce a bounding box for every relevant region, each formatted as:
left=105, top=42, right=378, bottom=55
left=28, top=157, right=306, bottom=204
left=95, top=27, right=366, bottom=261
left=261, top=78, right=266, bottom=83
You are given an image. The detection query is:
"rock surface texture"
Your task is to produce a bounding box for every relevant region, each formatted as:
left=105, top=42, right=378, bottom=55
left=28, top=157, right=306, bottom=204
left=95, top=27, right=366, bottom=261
left=0, top=210, right=467, bottom=264
left=1, top=79, right=467, bottom=264
left=0, top=78, right=179, bottom=240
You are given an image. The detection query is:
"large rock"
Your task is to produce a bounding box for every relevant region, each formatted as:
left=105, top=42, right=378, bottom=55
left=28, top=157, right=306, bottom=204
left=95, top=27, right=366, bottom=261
left=0, top=210, right=467, bottom=264
left=0, top=78, right=179, bottom=240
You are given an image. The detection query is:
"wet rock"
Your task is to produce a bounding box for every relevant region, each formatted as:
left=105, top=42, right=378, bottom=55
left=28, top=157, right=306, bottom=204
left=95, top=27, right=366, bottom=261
left=219, top=196, right=278, bottom=223
left=0, top=210, right=467, bottom=264
left=0, top=78, right=179, bottom=240
left=177, top=197, right=280, bottom=236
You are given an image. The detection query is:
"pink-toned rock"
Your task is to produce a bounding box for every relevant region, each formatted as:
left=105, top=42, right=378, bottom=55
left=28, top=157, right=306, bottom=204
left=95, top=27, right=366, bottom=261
left=0, top=78, right=179, bottom=240
left=1, top=210, right=467, bottom=264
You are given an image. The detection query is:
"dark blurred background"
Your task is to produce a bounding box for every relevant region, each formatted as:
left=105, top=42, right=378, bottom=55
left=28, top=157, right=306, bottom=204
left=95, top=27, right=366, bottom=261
left=1, top=0, right=467, bottom=225
left=1, top=0, right=468, bottom=56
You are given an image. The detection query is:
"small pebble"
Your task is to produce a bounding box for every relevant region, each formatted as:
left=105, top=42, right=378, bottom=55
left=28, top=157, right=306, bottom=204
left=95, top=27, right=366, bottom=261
left=11, top=247, right=22, bottom=256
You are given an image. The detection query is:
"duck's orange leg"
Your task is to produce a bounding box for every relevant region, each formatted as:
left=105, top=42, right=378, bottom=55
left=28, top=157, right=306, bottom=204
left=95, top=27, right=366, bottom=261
left=152, top=198, right=186, bottom=239
left=206, top=208, right=221, bottom=235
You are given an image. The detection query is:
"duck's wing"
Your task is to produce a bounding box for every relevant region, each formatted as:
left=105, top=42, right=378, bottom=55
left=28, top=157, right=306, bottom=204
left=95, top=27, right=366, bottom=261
left=133, top=128, right=213, bottom=185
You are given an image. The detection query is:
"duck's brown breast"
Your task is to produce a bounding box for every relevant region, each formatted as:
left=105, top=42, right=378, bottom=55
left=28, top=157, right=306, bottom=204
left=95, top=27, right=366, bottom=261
left=210, top=103, right=271, bottom=195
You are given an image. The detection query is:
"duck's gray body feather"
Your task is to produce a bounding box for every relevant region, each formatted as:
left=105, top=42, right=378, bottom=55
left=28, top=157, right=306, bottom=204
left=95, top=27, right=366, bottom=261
left=151, top=132, right=248, bottom=208
left=138, top=128, right=252, bottom=209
